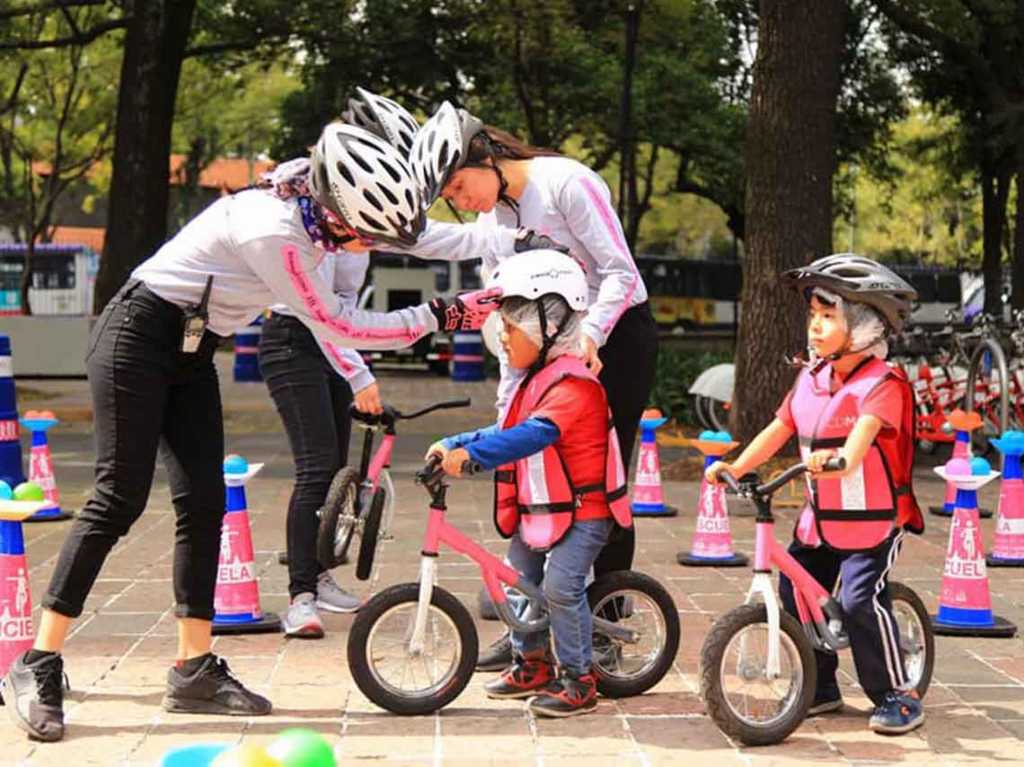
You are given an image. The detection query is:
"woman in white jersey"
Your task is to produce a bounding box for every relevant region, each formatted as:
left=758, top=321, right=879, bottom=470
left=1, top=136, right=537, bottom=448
left=407, top=102, right=659, bottom=670
left=1, top=121, right=500, bottom=743
left=258, top=89, right=420, bottom=638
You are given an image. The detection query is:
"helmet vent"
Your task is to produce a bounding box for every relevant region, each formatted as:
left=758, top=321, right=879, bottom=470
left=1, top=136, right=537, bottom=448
left=349, top=151, right=373, bottom=174
left=376, top=182, right=399, bottom=206
left=362, top=189, right=384, bottom=212
left=360, top=212, right=385, bottom=231
left=378, top=159, right=401, bottom=184
left=335, top=161, right=355, bottom=187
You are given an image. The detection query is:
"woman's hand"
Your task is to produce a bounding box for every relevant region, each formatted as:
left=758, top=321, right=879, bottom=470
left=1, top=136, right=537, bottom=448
left=705, top=460, right=734, bottom=485
left=805, top=449, right=839, bottom=474
left=353, top=382, right=383, bottom=415
left=581, top=335, right=603, bottom=375
left=442, top=447, right=471, bottom=477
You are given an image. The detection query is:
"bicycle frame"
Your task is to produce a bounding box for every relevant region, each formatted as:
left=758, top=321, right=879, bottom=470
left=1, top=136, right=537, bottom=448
left=405, top=476, right=638, bottom=655
left=356, top=422, right=394, bottom=491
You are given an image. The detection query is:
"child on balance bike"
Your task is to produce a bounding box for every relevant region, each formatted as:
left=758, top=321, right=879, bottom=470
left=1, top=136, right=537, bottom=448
left=707, top=254, right=926, bottom=735
left=428, top=250, right=632, bottom=718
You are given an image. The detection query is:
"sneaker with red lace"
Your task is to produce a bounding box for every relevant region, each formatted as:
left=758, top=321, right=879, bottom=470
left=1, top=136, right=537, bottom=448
left=528, top=669, right=598, bottom=718
left=484, top=657, right=554, bottom=699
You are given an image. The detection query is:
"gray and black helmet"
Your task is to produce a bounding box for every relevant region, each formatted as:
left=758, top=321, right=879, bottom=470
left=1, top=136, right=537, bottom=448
left=341, top=87, right=420, bottom=158
left=782, top=253, right=917, bottom=334
left=408, top=101, right=486, bottom=206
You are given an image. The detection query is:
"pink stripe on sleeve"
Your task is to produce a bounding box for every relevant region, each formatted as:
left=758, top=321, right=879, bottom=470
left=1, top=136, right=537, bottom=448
left=323, top=342, right=357, bottom=375
left=577, top=176, right=641, bottom=334
left=281, top=244, right=423, bottom=342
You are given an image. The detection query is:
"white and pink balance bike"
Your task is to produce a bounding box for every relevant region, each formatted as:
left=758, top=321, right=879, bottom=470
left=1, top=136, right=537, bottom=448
left=700, top=459, right=935, bottom=745
left=346, top=456, right=681, bottom=715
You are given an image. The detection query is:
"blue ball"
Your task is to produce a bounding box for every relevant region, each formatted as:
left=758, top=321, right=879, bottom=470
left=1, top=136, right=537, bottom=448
left=713, top=431, right=733, bottom=442
left=223, top=454, right=248, bottom=475
left=0, top=480, right=11, bottom=501
left=699, top=430, right=716, bottom=441
left=970, top=456, right=991, bottom=476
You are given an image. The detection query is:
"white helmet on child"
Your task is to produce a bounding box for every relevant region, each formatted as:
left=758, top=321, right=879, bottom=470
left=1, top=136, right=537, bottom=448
left=308, top=122, right=425, bottom=247
left=342, top=87, right=420, bottom=157
left=486, top=250, right=588, bottom=310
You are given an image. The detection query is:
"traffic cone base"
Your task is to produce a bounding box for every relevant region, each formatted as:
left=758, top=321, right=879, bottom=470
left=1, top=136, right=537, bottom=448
left=676, top=551, right=748, bottom=567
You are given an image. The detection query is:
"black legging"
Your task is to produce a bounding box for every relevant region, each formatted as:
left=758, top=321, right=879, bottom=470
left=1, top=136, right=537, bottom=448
left=593, top=302, right=659, bottom=576
left=44, top=281, right=226, bottom=620
left=258, top=313, right=354, bottom=598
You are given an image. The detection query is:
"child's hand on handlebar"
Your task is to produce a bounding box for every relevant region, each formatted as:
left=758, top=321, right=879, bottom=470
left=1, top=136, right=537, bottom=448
left=805, top=449, right=839, bottom=474
left=442, top=447, right=471, bottom=477
left=705, top=461, right=734, bottom=485
left=425, top=441, right=449, bottom=462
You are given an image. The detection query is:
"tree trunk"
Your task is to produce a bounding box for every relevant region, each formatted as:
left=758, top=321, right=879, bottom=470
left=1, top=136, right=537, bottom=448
left=980, top=155, right=1011, bottom=316
left=731, top=0, right=846, bottom=444
left=617, top=2, right=640, bottom=248
left=1013, top=160, right=1024, bottom=311
left=93, top=0, right=196, bottom=313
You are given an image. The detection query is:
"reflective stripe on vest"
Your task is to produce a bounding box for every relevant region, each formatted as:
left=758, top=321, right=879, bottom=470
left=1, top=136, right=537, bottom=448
left=790, top=356, right=921, bottom=552
left=492, top=355, right=632, bottom=551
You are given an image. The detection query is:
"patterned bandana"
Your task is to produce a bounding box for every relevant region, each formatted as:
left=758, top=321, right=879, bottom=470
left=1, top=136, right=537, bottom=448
left=297, top=195, right=342, bottom=253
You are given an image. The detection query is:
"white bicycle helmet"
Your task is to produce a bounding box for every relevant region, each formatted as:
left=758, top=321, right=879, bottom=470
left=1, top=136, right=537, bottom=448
left=409, top=101, right=485, bottom=206
left=342, top=87, right=420, bottom=157
left=308, top=122, right=425, bottom=247
left=486, top=250, right=588, bottom=310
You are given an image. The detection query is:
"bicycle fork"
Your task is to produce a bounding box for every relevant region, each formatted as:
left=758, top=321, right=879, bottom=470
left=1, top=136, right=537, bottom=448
left=407, top=555, right=437, bottom=656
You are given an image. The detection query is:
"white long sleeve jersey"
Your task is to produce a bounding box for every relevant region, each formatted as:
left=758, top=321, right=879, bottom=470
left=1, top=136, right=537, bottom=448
left=269, top=252, right=376, bottom=393
left=404, top=156, right=648, bottom=414
left=132, top=189, right=436, bottom=351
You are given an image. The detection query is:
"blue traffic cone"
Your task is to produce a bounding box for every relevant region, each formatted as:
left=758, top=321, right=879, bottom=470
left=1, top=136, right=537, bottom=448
left=0, top=336, right=26, bottom=489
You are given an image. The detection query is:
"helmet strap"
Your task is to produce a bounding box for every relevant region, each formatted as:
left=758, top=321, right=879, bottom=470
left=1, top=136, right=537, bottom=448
left=526, top=299, right=572, bottom=378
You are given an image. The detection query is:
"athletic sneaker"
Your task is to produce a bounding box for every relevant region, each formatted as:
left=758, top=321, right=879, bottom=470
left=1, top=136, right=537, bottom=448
left=316, top=572, right=361, bottom=613
left=869, top=691, right=924, bottom=735
left=484, top=658, right=554, bottom=699
left=476, top=632, right=513, bottom=672
left=3, top=651, right=65, bottom=742
left=808, top=684, right=844, bottom=715
left=163, top=653, right=272, bottom=716
left=528, top=669, right=598, bottom=718
left=282, top=593, right=325, bottom=638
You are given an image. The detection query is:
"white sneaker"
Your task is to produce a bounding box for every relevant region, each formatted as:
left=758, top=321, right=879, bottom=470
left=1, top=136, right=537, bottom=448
left=282, top=593, right=324, bottom=638
left=316, top=572, right=362, bottom=613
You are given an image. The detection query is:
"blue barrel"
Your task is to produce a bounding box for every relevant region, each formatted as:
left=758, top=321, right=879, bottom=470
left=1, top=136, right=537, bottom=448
left=233, top=318, right=263, bottom=382
left=0, top=336, right=25, bottom=488
left=451, top=331, right=485, bottom=382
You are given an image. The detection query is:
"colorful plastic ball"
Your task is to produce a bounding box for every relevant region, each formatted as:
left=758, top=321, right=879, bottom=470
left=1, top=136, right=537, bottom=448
left=160, top=743, right=230, bottom=767
left=713, top=431, right=733, bottom=442
left=266, top=728, right=336, bottom=767
left=211, top=744, right=282, bottom=767
left=699, top=430, right=716, bottom=441
left=223, top=454, right=249, bottom=475
left=12, top=482, right=44, bottom=502
left=38, top=410, right=55, bottom=420
left=0, top=481, right=11, bottom=501
left=970, top=456, right=992, bottom=476
left=641, top=408, right=662, bottom=420
left=944, top=458, right=972, bottom=476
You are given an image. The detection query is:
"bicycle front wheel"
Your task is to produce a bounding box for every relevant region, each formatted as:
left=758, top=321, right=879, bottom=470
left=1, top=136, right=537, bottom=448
left=700, top=603, right=815, bottom=746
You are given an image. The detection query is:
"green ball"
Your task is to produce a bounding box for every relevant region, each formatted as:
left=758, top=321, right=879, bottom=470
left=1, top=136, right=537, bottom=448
left=265, top=729, right=335, bottom=767
left=13, top=482, right=44, bottom=502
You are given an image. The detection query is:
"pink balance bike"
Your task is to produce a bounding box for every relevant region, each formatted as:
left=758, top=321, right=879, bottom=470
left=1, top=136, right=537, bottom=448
left=346, top=457, right=681, bottom=715
left=316, top=398, right=471, bottom=579
left=700, top=459, right=934, bottom=745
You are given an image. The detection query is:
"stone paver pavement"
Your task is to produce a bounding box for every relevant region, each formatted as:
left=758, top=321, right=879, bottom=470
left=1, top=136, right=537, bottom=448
left=4, top=355, right=1024, bottom=765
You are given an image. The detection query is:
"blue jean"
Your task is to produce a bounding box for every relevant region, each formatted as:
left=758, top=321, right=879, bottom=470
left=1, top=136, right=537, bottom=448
left=507, top=518, right=613, bottom=675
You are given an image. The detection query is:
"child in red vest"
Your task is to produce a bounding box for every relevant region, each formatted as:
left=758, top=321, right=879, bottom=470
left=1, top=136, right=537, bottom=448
left=707, top=254, right=926, bottom=735
left=429, top=250, right=632, bottom=718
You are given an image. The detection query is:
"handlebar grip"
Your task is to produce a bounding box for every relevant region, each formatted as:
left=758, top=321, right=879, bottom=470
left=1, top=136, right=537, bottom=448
left=461, top=460, right=483, bottom=476
left=415, top=455, right=443, bottom=484
left=716, top=469, right=741, bottom=493
left=823, top=457, right=846, bottom=472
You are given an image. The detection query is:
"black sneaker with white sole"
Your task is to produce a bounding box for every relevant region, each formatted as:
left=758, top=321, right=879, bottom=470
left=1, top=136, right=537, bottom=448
left=3, top=650, right=65, bottom=742
left=476, top=632, right=513, bottom=672
left=162, top=654, right=272, bottom=716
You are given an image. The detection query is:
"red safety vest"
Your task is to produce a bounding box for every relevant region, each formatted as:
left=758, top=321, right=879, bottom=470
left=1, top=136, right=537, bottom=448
left=493, top=355, right=632, bottom=551
left=790, top=356, right=923, bottom=552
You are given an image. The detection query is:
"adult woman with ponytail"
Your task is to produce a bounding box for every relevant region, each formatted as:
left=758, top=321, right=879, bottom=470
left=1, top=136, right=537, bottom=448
left=406, top=102, right=659, bottom=670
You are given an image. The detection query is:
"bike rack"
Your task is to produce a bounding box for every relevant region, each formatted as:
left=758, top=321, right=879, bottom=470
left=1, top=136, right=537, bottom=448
left=966, top=338, right=1010, bottom=469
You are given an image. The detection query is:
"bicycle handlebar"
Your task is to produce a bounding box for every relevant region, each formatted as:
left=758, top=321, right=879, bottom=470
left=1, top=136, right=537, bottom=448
left=351, top=398, right=471, bottom=427
left=415, top=454, right=482, bottom=485
left=716, top=457, right=846, bottom=499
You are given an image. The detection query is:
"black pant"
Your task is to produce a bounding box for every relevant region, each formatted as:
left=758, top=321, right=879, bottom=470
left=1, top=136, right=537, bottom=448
left=258, top=313, right=354, bottom=598
left=44, top=282, right=226, bottom=620
left=593, top=302, right=659, bottom=576
left=779, top=530, right=909, bottom=706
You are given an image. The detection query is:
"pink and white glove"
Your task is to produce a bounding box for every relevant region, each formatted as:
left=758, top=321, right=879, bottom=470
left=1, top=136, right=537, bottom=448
left=429, top=287, right=504, bottom=332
